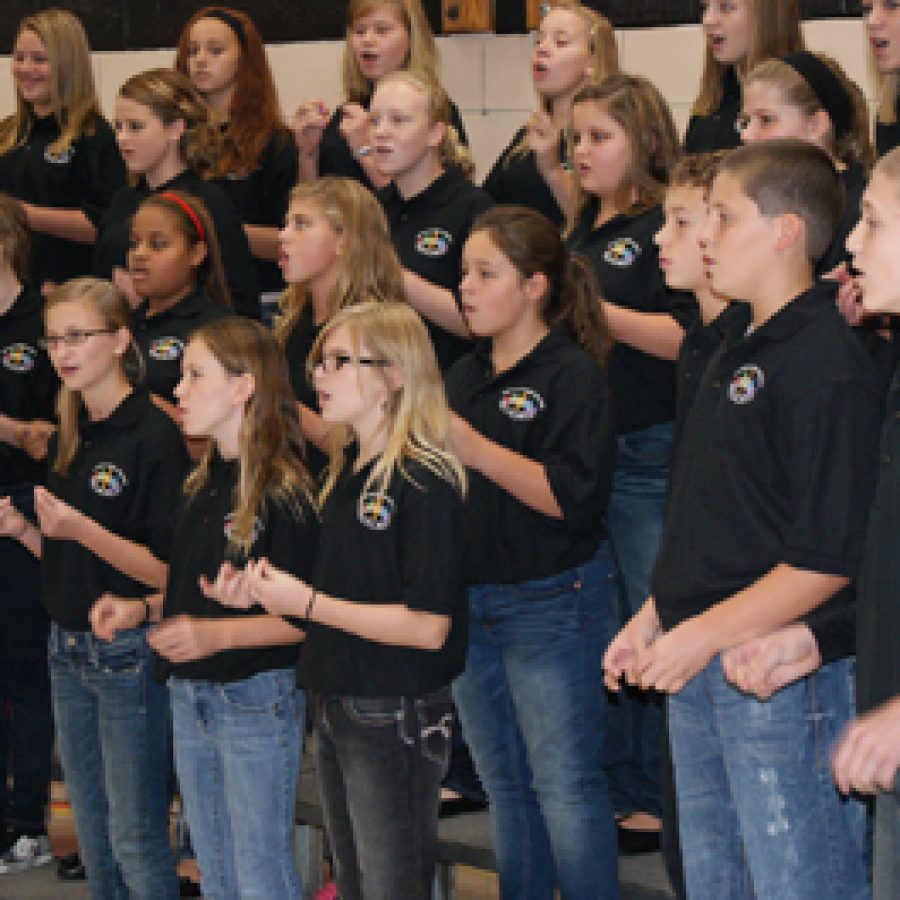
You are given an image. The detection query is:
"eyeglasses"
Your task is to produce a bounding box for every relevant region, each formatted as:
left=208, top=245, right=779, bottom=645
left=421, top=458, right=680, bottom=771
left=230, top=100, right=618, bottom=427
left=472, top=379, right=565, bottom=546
left=312, top=353, right=391, bottom=374
left=39, top=328, right=116, bottom=351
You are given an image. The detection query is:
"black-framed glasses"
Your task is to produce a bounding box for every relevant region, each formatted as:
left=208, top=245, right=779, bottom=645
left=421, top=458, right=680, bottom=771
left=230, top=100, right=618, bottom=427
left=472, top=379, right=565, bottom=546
left=312, top=353, right=391, bottom=374
left=38, top=328, right=116, bottom=351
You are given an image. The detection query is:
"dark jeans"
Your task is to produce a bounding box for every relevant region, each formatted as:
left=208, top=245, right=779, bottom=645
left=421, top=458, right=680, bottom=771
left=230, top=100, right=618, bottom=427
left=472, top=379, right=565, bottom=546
left=0, top=538, right=51, bottom=835
left=314, top=689, right=453, bottom=900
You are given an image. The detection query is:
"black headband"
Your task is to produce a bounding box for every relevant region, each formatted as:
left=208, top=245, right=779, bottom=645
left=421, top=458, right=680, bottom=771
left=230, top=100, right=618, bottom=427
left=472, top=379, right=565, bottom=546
left=781, top=51, right=852, bottom=140
left=201, top=9, right=247, bottom=47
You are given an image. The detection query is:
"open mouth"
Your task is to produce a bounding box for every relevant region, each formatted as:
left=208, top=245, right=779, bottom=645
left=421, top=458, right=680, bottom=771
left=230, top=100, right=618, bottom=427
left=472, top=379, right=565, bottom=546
left=872, top=38, right=890, bottom=53
left=708, top=34, right=726, bottom=52
left=360, top=51, right=379, bottom=65
left=129, top=266, right=149, bottom=280
left=532, top=62, right=548, bottom=77
left=702, top=254, right=716, bottom=267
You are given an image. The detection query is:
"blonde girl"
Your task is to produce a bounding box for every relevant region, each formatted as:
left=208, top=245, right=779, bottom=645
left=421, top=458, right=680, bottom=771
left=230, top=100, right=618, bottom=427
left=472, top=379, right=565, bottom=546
left=292, top=0, right=467, bottom=190
left=864, top=1, right=900, bottom=156
left=0, top=9, right=126, bottom=293
left=217, top=301, right=467, bottom=898
left=0, top=277, right=189, bottom=899
left=93, top=317, right=317, bottom=899
left=370, top=71, right=491, bottom=370
left=685, top=0, right=803, bottom=152
left=94, top=68, right=259, bottom=319
left=484, top=1, right=618, bottom=228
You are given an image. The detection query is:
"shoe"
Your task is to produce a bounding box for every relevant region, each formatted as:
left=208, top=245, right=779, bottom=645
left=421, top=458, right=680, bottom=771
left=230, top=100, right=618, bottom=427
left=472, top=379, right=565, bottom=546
left=439, top=796, right=488, bottom=818
left=57, top=851, right=86, bottom=881
left=312, top=883, right=338, bottom=899
left=616, top=823, right=661, bottom=855
left=0, top=833, right=52, bottom=874
left=179, top=874, right=202, bottom=896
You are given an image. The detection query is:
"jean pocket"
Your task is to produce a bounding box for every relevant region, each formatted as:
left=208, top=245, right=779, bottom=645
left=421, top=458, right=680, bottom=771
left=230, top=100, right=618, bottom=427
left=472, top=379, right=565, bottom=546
left=218, top=672, right=284, bottom=714
left=95, top=633, right=147, bottom=675
left=416, top=694, right=453, bottom=769
left=342, top=695, right=404, bottom=727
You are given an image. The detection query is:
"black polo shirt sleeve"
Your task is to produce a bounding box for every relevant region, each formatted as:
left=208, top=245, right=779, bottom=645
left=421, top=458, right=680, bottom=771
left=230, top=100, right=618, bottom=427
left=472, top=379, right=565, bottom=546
left=76, top=117, right=127, bottom=226
left=780, top=382, right=882, bottom=575
left=133, top=437, right=188, bottom=564
left=801, top=594, right=856, bottom=665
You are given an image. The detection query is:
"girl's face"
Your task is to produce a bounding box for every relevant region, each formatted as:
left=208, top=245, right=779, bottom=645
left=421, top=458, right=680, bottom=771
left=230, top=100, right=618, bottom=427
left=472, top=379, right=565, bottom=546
left=572, top=101, right=632, bottom=200
left=370, top=80, right=442, bottom=178
left=459, top=230, right=541, bottom=340
left=175, top=337, right=248, bottom=443
left=847, top=169, right=900, bottom=314
left=739, top=80, right=829, bottom=149
left=865, top=1, right=900, bottom=74
left=312, top=324, right=394, bottom=432
left=350, top=5, right=410, bottom=83
left=185, top=17, right=241, bottom=104
left=278, top=200, right=344, bottom=291
left=44, top=300, right=127, bottom=394
left=114, top=97, right=181, bottom=179
left=702, top=0, right=750, bottom=66
left=532, top=8, right=594, bottom=102
left=128, top=205, right=204, bottom=305
left=12, top=28, right=52, bottom=114
left=655, top=185, right=712, bottom=294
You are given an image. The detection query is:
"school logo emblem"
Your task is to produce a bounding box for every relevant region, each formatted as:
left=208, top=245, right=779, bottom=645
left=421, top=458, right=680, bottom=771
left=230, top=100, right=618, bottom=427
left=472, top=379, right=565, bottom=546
left=415, top=228, right=453, bottom=258
left=223, top=512, right=264, bottom=545
left=89, top=463, right=128, bottom=498
left=500, top=387, right=545, bottom=421
left=2, top=342, right=37, bottom=373
left=603, top=237, right=641, bottom=268
left=728, top=364, right=765, bottom=405
left=357, top=492, right=396, bottom=531
left=43, top=145, right=75, bottom=165
left=149, top=336, right=185, bottom=362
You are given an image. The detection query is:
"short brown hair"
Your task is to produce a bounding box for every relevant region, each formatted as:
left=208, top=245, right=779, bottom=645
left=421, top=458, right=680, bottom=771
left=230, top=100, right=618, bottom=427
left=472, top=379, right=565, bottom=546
left=719, top=140, right=842, bottom=265
left=669, top=151, right=731, bottom=196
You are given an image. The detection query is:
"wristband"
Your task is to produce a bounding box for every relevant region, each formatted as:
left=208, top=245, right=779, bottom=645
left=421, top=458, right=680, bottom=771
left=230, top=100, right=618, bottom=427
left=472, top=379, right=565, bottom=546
left=142, top=597, right=154, bottom=625
left=353, top=144, right=373, bottom=160
left=304, top=587, right=318, bottom=624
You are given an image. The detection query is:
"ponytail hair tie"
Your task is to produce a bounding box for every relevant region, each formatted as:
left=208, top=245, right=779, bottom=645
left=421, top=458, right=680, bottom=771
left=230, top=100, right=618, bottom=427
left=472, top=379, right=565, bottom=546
left=159, top=192, right=206, bottom=243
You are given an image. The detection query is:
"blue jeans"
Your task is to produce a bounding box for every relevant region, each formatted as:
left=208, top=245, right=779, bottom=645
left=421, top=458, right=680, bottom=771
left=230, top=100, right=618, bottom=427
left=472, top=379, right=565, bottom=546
left=668, top=656, right=869, bottom=900
left=314, top=689, right=453, bottom=900
left=453, top=545, right=618, bottom=900
left=49, top=623, right=177, bottom=900
left=604, top=421, right=672, bottom=818
left=169, top=670, right=304, bottom=900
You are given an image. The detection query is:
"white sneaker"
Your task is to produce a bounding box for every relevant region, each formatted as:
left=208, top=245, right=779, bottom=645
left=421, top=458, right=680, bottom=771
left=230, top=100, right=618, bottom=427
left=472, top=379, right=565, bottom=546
left=0, top=834, right=52, bottom=874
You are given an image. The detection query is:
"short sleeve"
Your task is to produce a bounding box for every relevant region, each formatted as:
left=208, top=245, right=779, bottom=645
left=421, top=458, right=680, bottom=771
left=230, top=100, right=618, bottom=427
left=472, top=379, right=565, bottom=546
left=255, top=130, right=299, bottom=227
left=801, top=591, right=856, bottom=665
left=77, top=119, right=127, bottom=226
left=261, top=495, right=318, bottom=583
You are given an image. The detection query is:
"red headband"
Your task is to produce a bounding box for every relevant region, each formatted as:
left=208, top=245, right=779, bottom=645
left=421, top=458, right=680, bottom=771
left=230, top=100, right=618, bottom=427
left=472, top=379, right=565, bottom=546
left=158, top=192, right=206, bottom=242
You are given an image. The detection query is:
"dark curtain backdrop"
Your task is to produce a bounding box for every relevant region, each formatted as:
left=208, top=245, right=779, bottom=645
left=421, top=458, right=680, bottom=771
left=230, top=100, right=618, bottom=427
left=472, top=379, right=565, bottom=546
left=0, top=1, right=863, bottom=52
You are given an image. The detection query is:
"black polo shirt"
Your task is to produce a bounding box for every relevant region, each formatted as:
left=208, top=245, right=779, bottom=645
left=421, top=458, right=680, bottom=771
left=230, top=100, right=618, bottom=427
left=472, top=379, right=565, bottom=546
left=91, top=171, right=260, bottom=321
left=482, top=126, right=567, bottom=229
left=684, top=67, right=742, bottom=154
left=446, top=326, right=613, bottom=585
left=567, top=202, right=697, bottom=434
left=319, top=96, right=469, bottom=190
left=296, top=449, right=466, bottom=696
left=379, top=167, right=491, bottom=370
left=817, top=163, right=866, bottom=278
left=133, top=293, right=231, bottom=404
left=0, top=113, right=126, bottom=287
left=41, top=389, right=190, bottom=631
left=855, top=368, right=900, bottom=711
left=652, top=282, right=884, bottom=631
left=159, top=452, right=317, bottom=684
left=0, top=284, right=58, bottom=490
left=213, top=127, right=296, bottom=295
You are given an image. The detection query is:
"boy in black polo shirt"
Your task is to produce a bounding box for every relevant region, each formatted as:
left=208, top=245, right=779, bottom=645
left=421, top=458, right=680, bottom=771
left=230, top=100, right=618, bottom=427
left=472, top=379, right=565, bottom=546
left=605, top=141, right=880, bottom=898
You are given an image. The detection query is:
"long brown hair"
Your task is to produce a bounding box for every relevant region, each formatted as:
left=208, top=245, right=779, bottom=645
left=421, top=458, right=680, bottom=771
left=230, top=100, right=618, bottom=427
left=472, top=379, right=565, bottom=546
left=472, top=205, right=610, bottom=369
left=174, top=7, right=290, bottom=178
left=184, top=317, right=316, bottom=555
left=45, top=278, right=144, bottom=477
left=692, top=0, right=804, bottom=117
left=0, top=194, right=30, bottom=281
left=274, top=177, right=403, bottom=343
left=117, top=69, right=222, bottom=181
left=0, top=9, right=102, bottom=157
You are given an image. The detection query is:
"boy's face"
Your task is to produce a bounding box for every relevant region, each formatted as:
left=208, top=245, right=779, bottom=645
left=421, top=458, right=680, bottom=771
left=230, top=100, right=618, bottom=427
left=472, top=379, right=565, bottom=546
left=847, top=168, right=900, bottom=315
left=702, top=170, right=781, bottom=302
left=655, top=184, right=711, bottom=294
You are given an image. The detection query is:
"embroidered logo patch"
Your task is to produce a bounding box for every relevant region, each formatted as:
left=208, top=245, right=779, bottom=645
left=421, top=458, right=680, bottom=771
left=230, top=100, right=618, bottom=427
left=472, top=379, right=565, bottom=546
left=223, top=512, right=264, bottom=545
left=728, top=364, right=765, bottom=405
left=89, top=463, right=128, bottom=498
left=43, top=145, right=75, bottom=165
left=603, top=237, right=641, bottom=268
left=415, top=228, right=453, bottom=258
left=2, top=342, right=37, bottom=373
left=357, top=492, right=396, bottom=531
left=499, top=387, right=545, bottom=421
left=149, top=336, right=184, bottom=362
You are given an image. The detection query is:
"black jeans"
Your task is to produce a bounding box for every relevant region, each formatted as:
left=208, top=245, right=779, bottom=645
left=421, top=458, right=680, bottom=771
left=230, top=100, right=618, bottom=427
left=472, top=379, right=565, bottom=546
left=314, top=689, right=452, bottom=900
